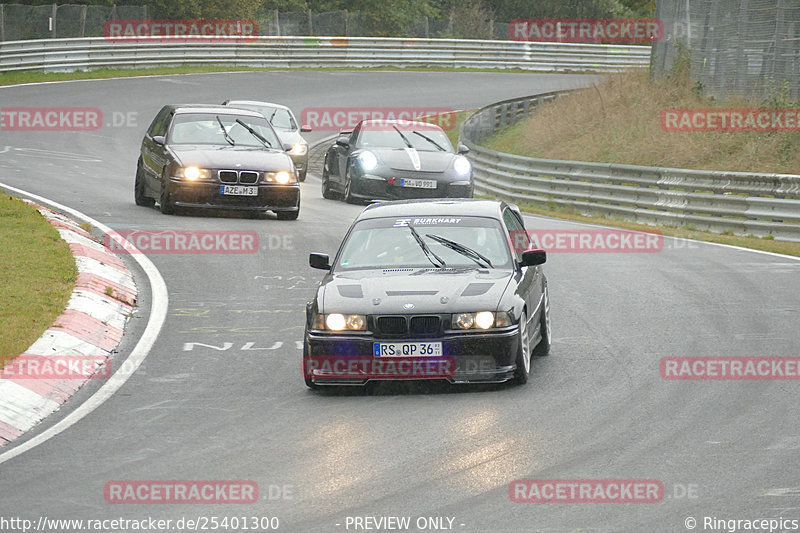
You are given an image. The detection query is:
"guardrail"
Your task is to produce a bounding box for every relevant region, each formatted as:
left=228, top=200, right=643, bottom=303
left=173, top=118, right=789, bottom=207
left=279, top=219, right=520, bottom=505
left=460, top=93, right=800, bottom=241
left=0, top=36, right=650, bottom=73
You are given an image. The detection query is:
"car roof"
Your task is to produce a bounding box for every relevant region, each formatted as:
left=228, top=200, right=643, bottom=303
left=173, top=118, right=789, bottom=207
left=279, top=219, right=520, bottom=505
left=171, top=104, right=264, bottom=117
left=357, top=199, right=510, bottom=220
left=359, top=118, right=444, bottom=130
left=223, top=100, right=290, bottom=111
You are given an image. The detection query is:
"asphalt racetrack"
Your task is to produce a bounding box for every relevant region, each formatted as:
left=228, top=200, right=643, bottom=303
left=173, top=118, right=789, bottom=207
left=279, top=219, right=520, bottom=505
left=1, top=70, right=799, bottom=532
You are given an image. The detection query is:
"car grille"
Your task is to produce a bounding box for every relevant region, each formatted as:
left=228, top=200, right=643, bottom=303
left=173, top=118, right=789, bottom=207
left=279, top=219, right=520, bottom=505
left=218, top=170, right=259, bottom=184
left=374, top=315, right=442, bottom=337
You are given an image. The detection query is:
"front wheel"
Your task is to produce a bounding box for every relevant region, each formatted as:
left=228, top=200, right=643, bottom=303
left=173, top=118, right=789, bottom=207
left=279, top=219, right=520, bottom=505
left=276, top=209, right=299, bottom=220
left=298, top=169, right=307, bottom=182
left=343, top=170, right=357, bottom=204
left=134, top=159, right=155, bottom=207
left=514, top=309, right=531, bottom=385
left=533, top=282, right=551, bottom=357
left=321, top=156, right=337, bottom=200
left=159, top=174, right=175, bottom=215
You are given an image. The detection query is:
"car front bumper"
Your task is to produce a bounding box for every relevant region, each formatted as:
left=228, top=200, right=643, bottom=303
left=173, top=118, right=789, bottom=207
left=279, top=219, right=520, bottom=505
left=351, top=173, right=473, bottom=200
left=304, top=327, right=519, bottom=385
left=169, top=180, right=300, bottom=212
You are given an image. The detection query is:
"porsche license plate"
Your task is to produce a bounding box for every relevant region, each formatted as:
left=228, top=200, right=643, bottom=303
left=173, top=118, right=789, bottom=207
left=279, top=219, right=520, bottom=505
left=399, top=178, right=437, bottom=189
left=220, top=185, right=258, bottom=196
left=374, top=342, right=442, bottom=357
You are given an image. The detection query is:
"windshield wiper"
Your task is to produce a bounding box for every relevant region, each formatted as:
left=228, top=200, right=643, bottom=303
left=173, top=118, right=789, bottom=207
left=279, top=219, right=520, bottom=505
left=235, top=118, right=273, bottom=148
left=392, top=125, right=414, bottom=148
left=425, top=233, right=492, bottom=268
left=409, top=226, right=446, bottom=268
left=216, top=116, right=235, bottom=146
left=411, top=130, right=446, bottom=151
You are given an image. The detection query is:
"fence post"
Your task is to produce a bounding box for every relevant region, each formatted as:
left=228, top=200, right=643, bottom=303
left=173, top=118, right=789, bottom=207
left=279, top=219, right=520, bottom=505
left=51, top=3, right=57, bottom=38
left=80, top=5, right=87, bottom=37
left=274, top=9, right=280, bottom=36
left=308, top=9, right=313, bottom=36
left=344, top=10, right=348, bottom=37
left=143, top=5, right=148, bottom=21
left=0, top=5, right=4, bottom=42
left=424, top=16, right=429, bottom=38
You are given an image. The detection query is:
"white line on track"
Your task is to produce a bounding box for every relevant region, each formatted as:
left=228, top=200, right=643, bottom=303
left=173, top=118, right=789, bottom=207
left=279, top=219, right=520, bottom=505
left=0, top=182, right=169, bottom=465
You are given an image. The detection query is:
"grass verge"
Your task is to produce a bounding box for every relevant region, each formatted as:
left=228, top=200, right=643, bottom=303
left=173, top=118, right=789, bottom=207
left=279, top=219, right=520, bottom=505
left=0, top=65, right=560, bottom=87
left=0, top=196, right=77, bottom=362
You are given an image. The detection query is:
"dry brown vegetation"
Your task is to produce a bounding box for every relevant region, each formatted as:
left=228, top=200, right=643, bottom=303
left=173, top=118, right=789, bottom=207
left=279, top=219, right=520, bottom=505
left=486, top=69, right=800, bottom=174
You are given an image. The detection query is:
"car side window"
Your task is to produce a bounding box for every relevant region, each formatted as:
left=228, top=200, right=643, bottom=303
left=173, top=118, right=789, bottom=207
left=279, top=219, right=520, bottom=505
left=149, top=108, right=171, bottom=138
left=502, top=209, right=529, bottom=259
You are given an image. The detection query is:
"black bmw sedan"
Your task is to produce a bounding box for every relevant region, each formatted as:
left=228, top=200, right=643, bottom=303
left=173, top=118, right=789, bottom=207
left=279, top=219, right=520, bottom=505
left=321, top=119, right=474, bottom=203
left=135, top=104, right=301, bottom=220
left=303, top=199, right=550, bottom=388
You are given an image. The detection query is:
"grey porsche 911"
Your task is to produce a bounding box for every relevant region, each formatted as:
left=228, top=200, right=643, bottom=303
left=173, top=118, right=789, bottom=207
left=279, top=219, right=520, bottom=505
left=321, top=119, right=473, bottom=203
left=303, top=199, right=550, bottom=388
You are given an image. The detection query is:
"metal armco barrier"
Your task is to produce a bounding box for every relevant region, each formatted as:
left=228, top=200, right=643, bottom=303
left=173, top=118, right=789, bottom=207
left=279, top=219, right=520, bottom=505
left=0, top=36, right=650, bottom=73
left=460, top=93, right=800, bottom=241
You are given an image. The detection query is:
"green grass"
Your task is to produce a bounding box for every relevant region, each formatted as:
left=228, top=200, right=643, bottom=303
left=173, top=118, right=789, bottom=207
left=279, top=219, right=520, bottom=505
left=0, top=65, right=553, bottom=87
left=422, top=109, right=474, bottom=148
left=0, top=196, right=77, bottom=361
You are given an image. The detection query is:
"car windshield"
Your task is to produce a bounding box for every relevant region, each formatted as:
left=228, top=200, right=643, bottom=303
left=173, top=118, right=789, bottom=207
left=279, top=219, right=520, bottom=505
left=230, top=104, right=297, bottom=131
left=357, top=125, right=454, bottom=152
left=335, top=216, right=512, bottom=270
left=168, top=112, right=281, bottom=147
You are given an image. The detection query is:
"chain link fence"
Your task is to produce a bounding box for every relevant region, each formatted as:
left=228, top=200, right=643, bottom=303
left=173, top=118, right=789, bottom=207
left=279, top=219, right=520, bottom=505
left=0, top=4, right=560, bottom=42
left=652, top=0, right=800, bottom=101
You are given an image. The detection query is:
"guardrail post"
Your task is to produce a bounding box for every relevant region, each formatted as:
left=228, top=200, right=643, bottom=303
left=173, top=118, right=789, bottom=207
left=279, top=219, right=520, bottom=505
left=79, top=5, right=87, bottom=38
left=308, top=9, right=313, bottom=36
left=344, top=9, right=348, bottom=36
left=274, top=9, right=280, bottom=36
left=0, top=5, right=4, bottom=42
left=51, top=3, right=57, bottom=38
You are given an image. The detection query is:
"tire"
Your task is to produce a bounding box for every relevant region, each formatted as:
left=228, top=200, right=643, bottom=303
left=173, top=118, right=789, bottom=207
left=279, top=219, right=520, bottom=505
left=276, top=209, right=299, bottom=220
left=298, top=169, right=307, bottom=182
left=533, top=282, right=551, bottom=357
left=159, top=174, right=175, bottom=215
left=321, top=156, right=337, bottom=200
left=514, top=309, right=531, bottom=384
left=134, top=159, right=155, bottom=207
left=343, top=170, right=357, bottom=204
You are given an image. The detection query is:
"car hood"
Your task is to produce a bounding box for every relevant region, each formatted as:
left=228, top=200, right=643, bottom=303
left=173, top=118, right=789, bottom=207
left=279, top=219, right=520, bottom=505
left=170, top=145, right=293, bottom=170
left=370, top=148, right=454, bottom=173
left=275, top=130, right=305, bottom=146
left=318, top=268, right=513, bottom=314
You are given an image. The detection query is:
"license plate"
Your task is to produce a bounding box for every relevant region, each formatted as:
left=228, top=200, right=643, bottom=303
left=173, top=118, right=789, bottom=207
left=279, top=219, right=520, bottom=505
left=220, top=185, right=258, bottom=196
left=374, top=342, right=442, bottom=357
left=399, top=178, right=437, bottom=189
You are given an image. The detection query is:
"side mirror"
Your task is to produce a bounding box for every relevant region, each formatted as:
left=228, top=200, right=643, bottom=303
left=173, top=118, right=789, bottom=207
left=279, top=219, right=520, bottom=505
left=309, top=253, right=331, bottom=270
left=335, top=138, right=350, bottom=149
left=152, top=135, right=165, bottom=146
left=521, top=249, right=546, bottom=267
left=457, top=143, right=470, bottom=154
left=300, top=125, right=312, bottom=133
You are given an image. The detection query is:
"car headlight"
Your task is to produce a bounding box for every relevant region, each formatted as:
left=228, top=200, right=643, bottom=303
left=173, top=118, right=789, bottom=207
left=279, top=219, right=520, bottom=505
left=314, top=313, right=367, bottom=331
left=289, top=143, right=308, bottom=156
left=451, top=311, right=511, bottom=330
left=453, top=156, right=471, bottom=176
left=264, top=170, right=295, bottom=184
left=358, top=151, right=378, bottom=171
left=176, top=166, right=211, bottom=181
